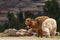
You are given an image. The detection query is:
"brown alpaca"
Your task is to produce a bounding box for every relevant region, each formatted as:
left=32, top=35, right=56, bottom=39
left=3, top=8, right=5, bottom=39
left=25, top=16, right=49, bottom=37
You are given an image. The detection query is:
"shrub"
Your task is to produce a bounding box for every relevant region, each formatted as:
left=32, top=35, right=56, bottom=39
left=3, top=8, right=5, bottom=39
left=0, top=24, right=5, bottom=32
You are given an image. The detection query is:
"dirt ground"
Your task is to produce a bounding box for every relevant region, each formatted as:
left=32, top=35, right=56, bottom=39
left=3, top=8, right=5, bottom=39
left=0, top=36, right=60, bottom=40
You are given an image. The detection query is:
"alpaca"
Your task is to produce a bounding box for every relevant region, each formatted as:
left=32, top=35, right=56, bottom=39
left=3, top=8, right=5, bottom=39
left=25, top=16, right=49, bottom=37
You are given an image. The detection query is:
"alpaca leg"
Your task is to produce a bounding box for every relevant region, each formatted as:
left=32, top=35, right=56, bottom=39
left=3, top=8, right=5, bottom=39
left=53, top=28, right=56, bottom=36
left=43, top=28, right=50, bottom=37
left=51, top=28, right=56, bottom=36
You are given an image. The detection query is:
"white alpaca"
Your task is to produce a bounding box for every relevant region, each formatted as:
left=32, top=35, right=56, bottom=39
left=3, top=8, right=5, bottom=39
left=42, top=18, right=57, bottom=36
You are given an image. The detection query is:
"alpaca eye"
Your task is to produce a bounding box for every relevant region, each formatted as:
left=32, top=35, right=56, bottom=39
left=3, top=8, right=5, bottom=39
left=27, top=20, right=30, bottom=22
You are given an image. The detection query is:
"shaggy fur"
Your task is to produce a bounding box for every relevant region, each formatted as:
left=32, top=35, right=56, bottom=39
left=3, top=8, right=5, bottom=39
left=25, top=16, right=49, bottom=37
left=25, top=16, right=57, bottom=37
left=42, top=18, right=57, bottom=36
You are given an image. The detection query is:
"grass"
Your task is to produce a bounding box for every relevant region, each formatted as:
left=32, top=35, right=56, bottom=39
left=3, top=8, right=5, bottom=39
left=0, top=33, right=60, bottom=38
left=0, top=36, right=60, bottom=39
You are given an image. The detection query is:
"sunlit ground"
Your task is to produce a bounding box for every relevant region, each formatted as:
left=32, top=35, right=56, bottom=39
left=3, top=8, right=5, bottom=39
left=0, top=36, right=60, bottom=40
left=0, top=33, right=60, bottom=40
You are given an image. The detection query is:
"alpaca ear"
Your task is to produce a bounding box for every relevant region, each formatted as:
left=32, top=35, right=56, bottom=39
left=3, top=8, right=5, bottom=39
left=35, top=19, right=39, bottom=23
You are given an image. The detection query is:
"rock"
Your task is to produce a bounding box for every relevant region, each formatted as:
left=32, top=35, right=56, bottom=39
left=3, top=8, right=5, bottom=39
left=56, top=32, right=60, bottom=36
left=16, top=29, right=28, bottom=36
left=4, top=28, right=17, bottom=36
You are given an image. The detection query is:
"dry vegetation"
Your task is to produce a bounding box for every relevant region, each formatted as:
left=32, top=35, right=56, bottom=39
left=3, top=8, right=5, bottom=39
left=0, top=36, right=60, bottom=40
